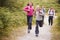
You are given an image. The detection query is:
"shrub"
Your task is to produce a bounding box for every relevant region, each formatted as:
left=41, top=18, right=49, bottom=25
left=0, top=7, right=26, bottom=40
left=58, top=0, right=60, bottom=4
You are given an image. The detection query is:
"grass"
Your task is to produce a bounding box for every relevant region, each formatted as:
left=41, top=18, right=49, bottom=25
left=51, top=13, right=60, bottom=40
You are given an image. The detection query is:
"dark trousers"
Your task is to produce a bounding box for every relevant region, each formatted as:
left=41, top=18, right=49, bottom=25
left=35, top=20, right=43, bottom=34
left=48, top=16, right=53, bottom=26
left=27, top=16, right=33, bottom=30
left=42, top=16, right=44, bottom=23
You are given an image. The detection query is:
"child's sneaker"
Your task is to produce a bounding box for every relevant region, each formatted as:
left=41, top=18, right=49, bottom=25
left=28, top=30, right=30, bottom=33
left=35, top=34, right=38, bottom=37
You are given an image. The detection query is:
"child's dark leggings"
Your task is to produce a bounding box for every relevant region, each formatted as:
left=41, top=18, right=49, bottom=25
left=27, top=16, right=33, bottom=30
left=35, top=20, right=43, bottom=34
left=48, top=16, right=53, bottom=26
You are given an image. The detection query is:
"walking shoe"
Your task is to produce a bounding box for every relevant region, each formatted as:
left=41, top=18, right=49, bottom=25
left=28, top=30, right=30, bottom=33
left=35, top=34, right=38, bottom=37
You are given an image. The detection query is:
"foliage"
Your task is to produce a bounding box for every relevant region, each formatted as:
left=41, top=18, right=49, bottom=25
left=56, top=15, right=60, bottom=31
left=58, top=0, right=60, bottom=4
left=0, top=0, right=25, bottom=10
left=0, top=0, right=27, bottom=39
left=0, top=7, right=27, bottom=40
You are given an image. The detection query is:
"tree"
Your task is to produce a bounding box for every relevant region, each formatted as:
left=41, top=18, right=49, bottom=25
left=0, top=0, right=24, bottom=10
left=0, top=0, right=7, bottom=7
left=58, top=0, right=60, bottom=4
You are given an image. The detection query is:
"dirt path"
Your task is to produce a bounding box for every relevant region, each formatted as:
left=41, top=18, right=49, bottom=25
left=15, top=15, right=57, bottom=40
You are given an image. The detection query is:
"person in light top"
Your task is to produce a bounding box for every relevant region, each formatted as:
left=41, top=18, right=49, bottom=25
left=35, top=5, right=43, bottom=37
left=48, top=7, right=55, bottom=26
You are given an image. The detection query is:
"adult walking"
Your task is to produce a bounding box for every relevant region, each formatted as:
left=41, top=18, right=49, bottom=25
left=48, top=7, right=55, bottom=26
left=35, top=5, right=43, bottom=37
left=24, top=2, right=34, bottom=33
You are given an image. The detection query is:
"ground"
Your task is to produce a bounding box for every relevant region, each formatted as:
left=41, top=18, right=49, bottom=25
left=15, top=15, right=57, bottom=40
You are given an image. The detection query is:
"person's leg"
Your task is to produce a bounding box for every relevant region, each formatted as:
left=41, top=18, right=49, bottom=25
left=39, top=20, right=43, bottom=27
left=29, top=16, right=33, bottom=30
left=27, top=16, right=29, bottom=25
left=27, top=16, right=30, bottom=29
left=28, top=16, right=33, bottom=33
left=51, top=16, right=53, bottom=26
left=48, top=16, right=51, bottom=25
left=35, top=21, right=39, bottom=37
left=27, top=16, right=30, bottom=33
left=42, top=16, right=44, bottom=24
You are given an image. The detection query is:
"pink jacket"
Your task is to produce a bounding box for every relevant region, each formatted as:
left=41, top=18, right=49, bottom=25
left=24, top=6, right=34, bottom=16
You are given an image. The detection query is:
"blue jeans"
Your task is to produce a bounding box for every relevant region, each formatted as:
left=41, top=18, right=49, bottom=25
left=35, top=20, right=43, bottom=34
left=27, top=16, right=33, bottom=30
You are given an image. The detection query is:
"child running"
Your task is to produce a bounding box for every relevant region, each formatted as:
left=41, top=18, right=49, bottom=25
left=24, top=2, right=34, bottom=33
left=35, top=5, right=43, bottom=37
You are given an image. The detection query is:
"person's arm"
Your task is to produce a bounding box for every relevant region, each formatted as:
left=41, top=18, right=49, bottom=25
left=44, top=8, right=46, bottom=13
left=34, top=7, right=38, bottom=16
left=48, top=9, right=50, bottom=16
left=32, top=6, right=34, bottom=11
left=34, top=9, right=36, bottom=16
left=54, top=10, right=55, bottom=16
left=23, top=6, right=28, bottom=12
left=53, top=10, right=56, bottom=18
left=39, top=10, right=44, bottom=16
left=33, top=6, right=35, bottom=16
left=34, top=11, right=36, bottom=16
left=40, top=13, right=43, bottom=16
